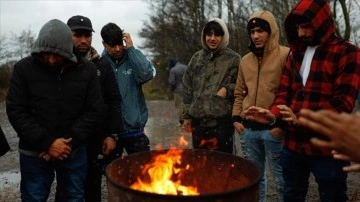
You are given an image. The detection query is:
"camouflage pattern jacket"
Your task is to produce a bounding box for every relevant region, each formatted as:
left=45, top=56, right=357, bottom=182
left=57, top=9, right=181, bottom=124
left=182, top=18, right=240, bottom=126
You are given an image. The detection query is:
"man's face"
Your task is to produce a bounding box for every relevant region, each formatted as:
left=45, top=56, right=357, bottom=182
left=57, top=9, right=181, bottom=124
left=72, top=29, right=92, bottom=54
left=296, top=22, right=315, bottom=45
left=250, top=27, right=270, bottom=49
left=103, top=42, right=125, bottom=60
left=205, top=30, right=223, bottom=50
left=39, top=52, right=66, bottom=67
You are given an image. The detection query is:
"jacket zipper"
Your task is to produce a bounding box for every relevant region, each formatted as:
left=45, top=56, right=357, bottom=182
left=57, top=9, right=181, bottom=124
left=254, top=57, right=262, bottom=105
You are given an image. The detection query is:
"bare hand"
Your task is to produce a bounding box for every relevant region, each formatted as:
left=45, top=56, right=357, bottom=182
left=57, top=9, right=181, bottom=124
left=342, top=163, right=360, bottom=172
left=243, top=106, right=275, bottom=124
left=122, top=33, right=133, bottom=48
left=233, top=122, right=245, bottom=134
left=277, top=105, right=298, bottom=125
left=38, top=151, right=52, bottom=161
left=48, top=138, right=72, bottom=160
left=216, top=87, right=227, bottom=98
left=102, top=136, right=116, bottom=155
left=331, top=150, right=360, bottom=172
left=299, top=109, right=360, bottom=163
left=183, top=119, right=194, bottom=133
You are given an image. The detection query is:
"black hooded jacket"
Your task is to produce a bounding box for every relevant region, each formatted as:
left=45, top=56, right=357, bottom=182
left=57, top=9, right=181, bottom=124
left=6, top=19, right=103, bottom=153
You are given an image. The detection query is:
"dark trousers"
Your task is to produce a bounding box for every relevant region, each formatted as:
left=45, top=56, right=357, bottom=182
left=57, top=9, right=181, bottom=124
left=120, top=132, right=150, bottom=155
left=20, top=146, right=87, bottom=202
left=85, top=139, right=123, bottom=202
left=281, top=147, right=349, bottom=202
left=191, top=122, right=234, bottom=154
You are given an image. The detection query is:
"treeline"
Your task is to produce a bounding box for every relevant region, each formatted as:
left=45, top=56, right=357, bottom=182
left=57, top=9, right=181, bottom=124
left=1, top=0, right=359, bottom=100
left=141, top=0, right=360, bottom=100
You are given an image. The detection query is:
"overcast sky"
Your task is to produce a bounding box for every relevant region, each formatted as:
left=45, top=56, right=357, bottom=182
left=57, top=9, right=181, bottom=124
left=0, top=0, right=150, bottom=54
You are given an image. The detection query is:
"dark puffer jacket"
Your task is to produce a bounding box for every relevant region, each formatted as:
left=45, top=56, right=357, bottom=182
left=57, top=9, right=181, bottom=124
left=6, top=19, right=103, bottom=153
left=90, top=53, right=122, bottom=141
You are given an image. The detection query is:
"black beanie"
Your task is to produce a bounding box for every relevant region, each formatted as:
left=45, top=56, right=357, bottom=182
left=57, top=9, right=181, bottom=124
left=247, top=18, right=271, bottom=35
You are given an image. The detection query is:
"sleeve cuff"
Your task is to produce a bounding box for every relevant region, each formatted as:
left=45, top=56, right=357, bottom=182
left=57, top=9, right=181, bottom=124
left=232, top=115, right=243, bottom=123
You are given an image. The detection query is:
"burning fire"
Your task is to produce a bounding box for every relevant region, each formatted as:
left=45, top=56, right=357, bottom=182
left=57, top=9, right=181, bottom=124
left=130, top=134, right=199, bottom=195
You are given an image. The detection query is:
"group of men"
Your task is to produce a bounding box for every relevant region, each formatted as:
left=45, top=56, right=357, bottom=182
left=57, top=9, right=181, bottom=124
left=180, top=0, right=360, bottom=202
left=2, top=0, right=360, bottom=201
left=5, top=15, right=155, bottom=201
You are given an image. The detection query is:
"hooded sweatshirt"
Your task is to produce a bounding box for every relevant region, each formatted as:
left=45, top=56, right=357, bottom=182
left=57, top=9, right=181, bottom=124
left=270, top=0, right=360, bottom=156
left=32, top=19, right=77, bottom=63
left=182, top=18, right=240, bottom=124
left=6, top=19, right=102, bottom=154
left=232, top=11, right=289, bottom=126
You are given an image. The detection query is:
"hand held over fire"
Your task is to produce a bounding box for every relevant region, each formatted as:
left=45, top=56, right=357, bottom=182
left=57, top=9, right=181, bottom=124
left=277, top=105, right=299, bottom=126
left=243, top=106, right=276, bottom=124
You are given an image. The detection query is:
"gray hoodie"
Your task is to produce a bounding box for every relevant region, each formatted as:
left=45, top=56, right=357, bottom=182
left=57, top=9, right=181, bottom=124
left=32, top=19, right=77, bottom=63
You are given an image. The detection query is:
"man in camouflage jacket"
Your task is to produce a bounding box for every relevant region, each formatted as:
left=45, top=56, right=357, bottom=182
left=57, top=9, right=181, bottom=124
left=182, top=17, right=240, bottom=154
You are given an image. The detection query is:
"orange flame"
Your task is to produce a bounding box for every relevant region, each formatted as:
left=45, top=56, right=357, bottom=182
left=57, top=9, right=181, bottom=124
left=130, top=135, right=199, bottom=195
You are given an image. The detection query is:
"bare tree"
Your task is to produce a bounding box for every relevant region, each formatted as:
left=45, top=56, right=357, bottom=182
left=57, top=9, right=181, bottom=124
left=0, top=28, right=36, bottom=65
left=139, top=0, right=359, bottom=99
left=10, top=29, right=36, bottom=59
left=0, top=35, right=11, bottom=64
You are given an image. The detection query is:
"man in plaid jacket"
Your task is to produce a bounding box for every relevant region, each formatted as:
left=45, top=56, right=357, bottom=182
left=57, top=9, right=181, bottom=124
left=242, top=0, right=360, bottom=201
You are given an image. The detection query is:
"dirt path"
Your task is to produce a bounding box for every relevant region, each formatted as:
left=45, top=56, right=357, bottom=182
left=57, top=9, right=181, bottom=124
left=1, top=101, right=359, bottom=201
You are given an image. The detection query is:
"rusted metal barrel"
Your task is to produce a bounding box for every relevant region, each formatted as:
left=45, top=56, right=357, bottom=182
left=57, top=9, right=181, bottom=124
left=106, top=149, right=260, bottom=202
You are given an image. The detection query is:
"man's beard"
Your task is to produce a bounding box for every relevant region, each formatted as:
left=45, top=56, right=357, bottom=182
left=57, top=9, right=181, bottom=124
left=301, top=37, right=319, bottom=46
left=77, top=46, right=91, bottom=56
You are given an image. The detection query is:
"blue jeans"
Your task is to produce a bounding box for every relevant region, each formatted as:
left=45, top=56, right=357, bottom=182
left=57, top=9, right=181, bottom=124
left=240, top=128, right=283, bottom=202
left=281, top=147, right=349, bottom=202
left=20, top=146, right=87, bottom=202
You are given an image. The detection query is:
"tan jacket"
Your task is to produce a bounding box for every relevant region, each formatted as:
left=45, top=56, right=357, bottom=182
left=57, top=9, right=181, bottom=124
left=232, top=11, right=289, bottom=118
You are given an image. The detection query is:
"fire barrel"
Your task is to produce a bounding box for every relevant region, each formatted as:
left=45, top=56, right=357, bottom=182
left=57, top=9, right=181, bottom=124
left=106, top=149, right=260, bottom=202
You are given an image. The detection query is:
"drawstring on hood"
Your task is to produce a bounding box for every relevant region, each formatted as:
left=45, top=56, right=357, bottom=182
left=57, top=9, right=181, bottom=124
left=32, top=19, right=77, bottom=63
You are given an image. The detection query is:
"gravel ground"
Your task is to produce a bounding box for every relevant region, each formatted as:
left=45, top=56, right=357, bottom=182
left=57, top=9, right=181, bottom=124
left=0, top=100, right=359, bottom=201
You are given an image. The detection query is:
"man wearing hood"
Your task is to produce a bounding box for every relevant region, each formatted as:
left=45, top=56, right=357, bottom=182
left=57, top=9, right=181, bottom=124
left=182, top=18, right=240, bottom=154
left=6, top=19, right=103, bottom=201
left=168, top=58, right=187, bottom=127
left=242, top=0, right=360, bottom=201
left=232, top=11, right=289, bottom=202
left=67, top=15, right=122, bottom=202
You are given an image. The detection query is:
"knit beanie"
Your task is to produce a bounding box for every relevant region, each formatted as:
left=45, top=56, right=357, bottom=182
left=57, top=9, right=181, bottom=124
left=247, top=18, right=271, bottom=35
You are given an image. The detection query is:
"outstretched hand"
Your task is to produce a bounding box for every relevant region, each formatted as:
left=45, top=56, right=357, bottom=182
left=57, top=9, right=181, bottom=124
left=243, top=106, right=275, bottom=124
left=331, top=150, right=360, bottom=172
left=277, top=105, right=299, bottom=125
left=299, top=109, right=360, bottom=163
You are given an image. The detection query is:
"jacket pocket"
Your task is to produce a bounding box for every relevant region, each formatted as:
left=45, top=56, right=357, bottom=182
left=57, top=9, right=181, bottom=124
left=208, top=95, right=232, bottom=118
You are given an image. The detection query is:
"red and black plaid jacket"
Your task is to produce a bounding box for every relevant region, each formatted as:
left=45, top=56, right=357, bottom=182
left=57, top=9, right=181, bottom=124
left=270, top=0, right=360, bottom=156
